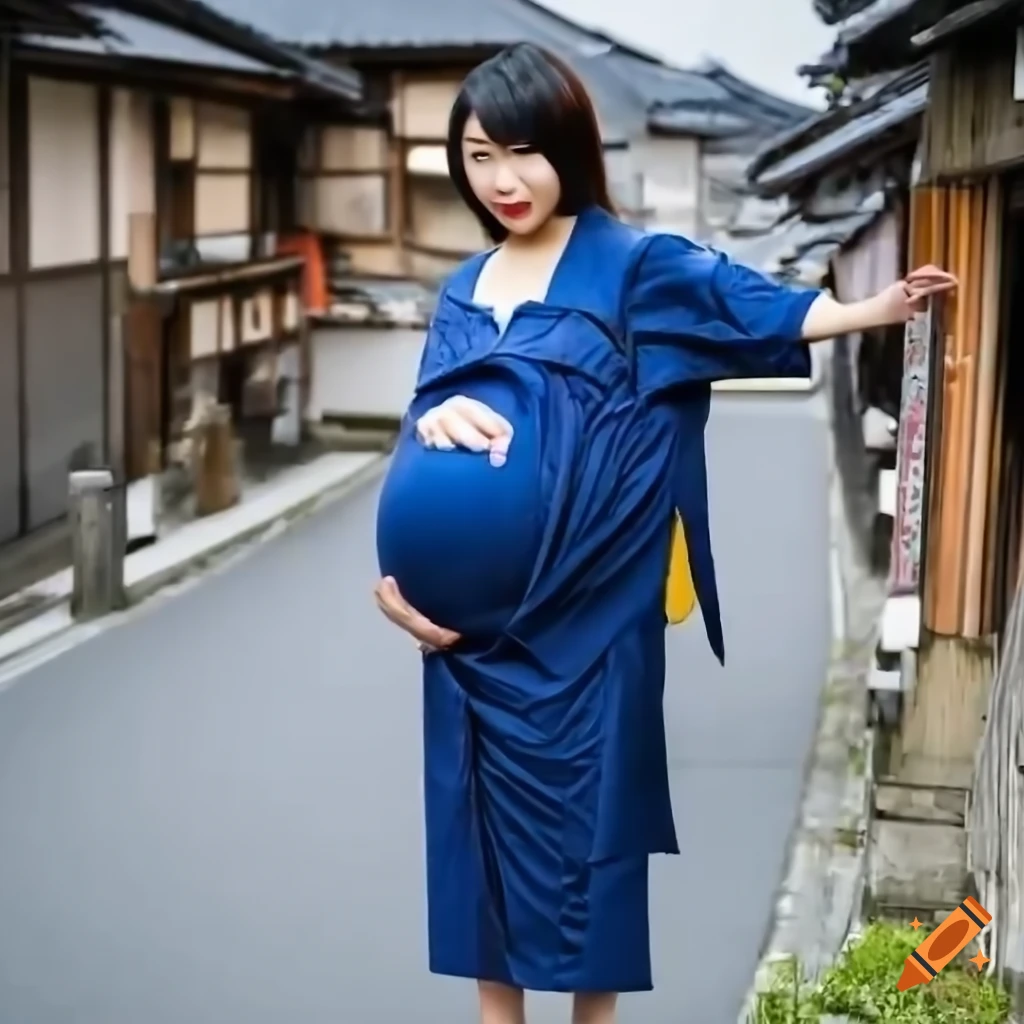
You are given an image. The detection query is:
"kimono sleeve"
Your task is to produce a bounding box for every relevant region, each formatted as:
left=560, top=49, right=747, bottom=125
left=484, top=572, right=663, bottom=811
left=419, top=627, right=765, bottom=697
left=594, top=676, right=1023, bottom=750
left=626, top=232, right=824, bottom=384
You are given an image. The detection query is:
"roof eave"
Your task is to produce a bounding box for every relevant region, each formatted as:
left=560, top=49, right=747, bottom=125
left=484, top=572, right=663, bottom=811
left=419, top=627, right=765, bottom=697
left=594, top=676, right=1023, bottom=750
left=909, top=0, right=1024, bottom=56
left=836, top=0, right=968, bottom=73
left=749, top=61, right=928, bottom=190
left=0, top=0, right=108, bottom=38
left=116, top=0, right=364, bottom=103
left=753, top=121, right=919, bottom=197
left=746, top=109, right=835, bottom=185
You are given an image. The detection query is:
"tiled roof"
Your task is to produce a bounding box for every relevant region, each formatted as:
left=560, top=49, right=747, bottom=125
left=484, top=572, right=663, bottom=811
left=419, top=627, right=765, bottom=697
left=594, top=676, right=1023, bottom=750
left=0, top=0, right=105, bottom=36
left=748, top=63, right=927, bottom=195
left=22, top=5, right=292, bottom=77
left=197, top=0, right=805, bottom=143
left=99, top=0, right=364, bottom=100
left=726, top=197, right=885, bottom=285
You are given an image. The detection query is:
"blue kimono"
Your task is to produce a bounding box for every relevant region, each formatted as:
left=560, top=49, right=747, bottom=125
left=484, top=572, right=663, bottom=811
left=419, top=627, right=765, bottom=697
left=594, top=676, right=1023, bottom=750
left=375, top=206, right=821, bottom=993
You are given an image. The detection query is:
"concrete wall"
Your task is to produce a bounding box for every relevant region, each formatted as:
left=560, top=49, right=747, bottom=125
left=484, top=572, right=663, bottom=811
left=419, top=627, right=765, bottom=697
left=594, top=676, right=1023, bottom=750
left=632, top=135, right=702, bottom=237
left=307, top=325, right=425, bottom=422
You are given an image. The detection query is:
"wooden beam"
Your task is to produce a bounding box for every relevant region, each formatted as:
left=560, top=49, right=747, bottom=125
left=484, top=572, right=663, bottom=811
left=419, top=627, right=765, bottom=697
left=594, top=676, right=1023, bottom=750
left=962, top=178, right=1002, bottom=637
left=911, top=0, right=1023, bottom=53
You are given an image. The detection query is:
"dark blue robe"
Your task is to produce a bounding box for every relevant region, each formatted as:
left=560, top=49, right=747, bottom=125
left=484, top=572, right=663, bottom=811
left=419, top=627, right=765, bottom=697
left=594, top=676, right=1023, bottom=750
left=375, top=206, right=822, bottom=993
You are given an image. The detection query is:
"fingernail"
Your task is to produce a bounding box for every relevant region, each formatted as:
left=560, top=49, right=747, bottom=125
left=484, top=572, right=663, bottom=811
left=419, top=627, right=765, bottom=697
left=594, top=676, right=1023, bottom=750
left=489, top=450, right=506, bottom=467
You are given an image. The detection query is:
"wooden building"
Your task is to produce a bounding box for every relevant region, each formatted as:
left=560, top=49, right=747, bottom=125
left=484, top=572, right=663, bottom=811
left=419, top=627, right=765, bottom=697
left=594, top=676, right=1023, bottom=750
left=196, top=0, right=812, bottom=280
left=787, top=0, right=1024, bottom=996
left=902, top=1, right=1024, bottom=1003
left=830, top=0, right=1024, bottom=790
left=0, top=0, right=366, bottom=547
left=743, top=60, right=926, bottom=575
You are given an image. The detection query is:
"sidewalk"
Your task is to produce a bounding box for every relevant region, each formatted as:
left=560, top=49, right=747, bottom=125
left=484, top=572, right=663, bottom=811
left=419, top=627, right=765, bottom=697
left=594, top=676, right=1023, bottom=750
left=736, top=411, right=886, bottom=1022
left=0, top=451, right=388, bottom=671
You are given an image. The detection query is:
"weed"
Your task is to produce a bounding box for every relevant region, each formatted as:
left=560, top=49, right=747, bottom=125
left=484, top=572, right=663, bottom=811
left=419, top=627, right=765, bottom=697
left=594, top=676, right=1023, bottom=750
left=748, top=921, right=1011, bottom=1023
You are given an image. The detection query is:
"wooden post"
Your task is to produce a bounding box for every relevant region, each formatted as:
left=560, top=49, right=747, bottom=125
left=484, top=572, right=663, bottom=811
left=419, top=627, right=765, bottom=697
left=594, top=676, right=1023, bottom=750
left=69, top=469, right=126, bottom=621
left=899, top=181, right=1000, bottom=787
left=193, top=403, right=240, bottom=516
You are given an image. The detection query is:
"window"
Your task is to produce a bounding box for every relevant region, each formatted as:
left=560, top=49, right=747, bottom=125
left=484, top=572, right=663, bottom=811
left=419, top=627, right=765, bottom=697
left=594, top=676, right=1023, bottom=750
left=394, top=78, right=459, bottom=140
left=406, top=144, right=448, bottom=177
left=157, top=97, right=255, bottom=273
left=405, top=170, right=486, bottom=256
left=109, top=89, right=156, bottom=278
left=297, top=124, right=389, bottom=238
left=28, top=77, right=99, bottom=269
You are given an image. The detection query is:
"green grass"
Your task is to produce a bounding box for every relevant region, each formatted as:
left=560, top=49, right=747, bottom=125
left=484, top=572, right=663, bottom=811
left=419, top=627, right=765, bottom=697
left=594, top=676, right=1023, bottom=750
left=748, top=921, right=1012, bottom=1023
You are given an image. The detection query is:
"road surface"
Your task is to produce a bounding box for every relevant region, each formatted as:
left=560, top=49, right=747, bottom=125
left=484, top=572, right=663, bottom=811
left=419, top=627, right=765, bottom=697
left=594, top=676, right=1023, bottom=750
left=0, top=393, right=831, bottom=1024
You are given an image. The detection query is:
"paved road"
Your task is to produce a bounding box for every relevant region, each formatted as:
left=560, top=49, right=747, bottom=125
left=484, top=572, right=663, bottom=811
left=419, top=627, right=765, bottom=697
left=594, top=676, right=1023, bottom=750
left=0, top=393, right=830, bottom=1024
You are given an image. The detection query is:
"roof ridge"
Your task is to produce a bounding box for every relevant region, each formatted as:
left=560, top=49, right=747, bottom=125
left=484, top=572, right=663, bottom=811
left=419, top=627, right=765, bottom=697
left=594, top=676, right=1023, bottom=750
left=507, top=0, right=676, bottom=66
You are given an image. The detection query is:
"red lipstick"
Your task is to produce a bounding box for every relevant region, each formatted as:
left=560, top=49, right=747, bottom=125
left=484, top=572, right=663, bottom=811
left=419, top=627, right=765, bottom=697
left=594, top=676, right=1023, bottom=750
left=494, top=201, right=532, bottom=219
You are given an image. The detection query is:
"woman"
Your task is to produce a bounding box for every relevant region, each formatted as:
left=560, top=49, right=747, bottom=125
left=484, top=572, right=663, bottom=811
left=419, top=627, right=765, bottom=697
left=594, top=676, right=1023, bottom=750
left=374, top=43, right=955, bottom=1024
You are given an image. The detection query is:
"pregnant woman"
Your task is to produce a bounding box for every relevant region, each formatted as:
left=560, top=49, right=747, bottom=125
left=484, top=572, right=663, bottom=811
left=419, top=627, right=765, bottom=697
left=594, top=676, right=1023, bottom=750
left=374, top=43, right=956, bottom=1024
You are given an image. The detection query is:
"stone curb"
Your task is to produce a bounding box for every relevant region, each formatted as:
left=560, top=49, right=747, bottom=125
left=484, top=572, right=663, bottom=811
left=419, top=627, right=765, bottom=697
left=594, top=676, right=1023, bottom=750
left=123, top=454, right=388, bottom=607
left=0, top=454, right=389, bottom=672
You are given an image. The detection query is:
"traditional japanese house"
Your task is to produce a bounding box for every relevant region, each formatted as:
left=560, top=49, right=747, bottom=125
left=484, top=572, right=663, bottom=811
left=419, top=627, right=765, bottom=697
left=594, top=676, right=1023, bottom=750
left=744, top=61, right=926, bottom=559
left=843, top=0, right=1024, bottom=998
left=748, top=0, right=1024, bottom=987
left=196, top=0, right=812, bottom=281
left=183, top=0, right=813, bottom=431
left=0, top=0, right=367, bottom=555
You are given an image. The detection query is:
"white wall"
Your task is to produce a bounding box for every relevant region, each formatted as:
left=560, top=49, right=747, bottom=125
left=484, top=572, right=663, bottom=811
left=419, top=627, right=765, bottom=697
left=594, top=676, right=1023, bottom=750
left=28, top=77, right=100, bottom=269
left=308, top=325, right=425, bottom=421
left=632, top=135, right=702, bottom=237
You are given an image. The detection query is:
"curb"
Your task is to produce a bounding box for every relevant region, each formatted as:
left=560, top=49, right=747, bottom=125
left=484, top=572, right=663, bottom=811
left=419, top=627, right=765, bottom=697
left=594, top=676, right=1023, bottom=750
left=0, top=454, right=389, bottom=673
left=736, top=396, right=879, bottom=1022
left=124, top=453, right=388, bottom=607
left=736, top=664, right=874, bottom=1023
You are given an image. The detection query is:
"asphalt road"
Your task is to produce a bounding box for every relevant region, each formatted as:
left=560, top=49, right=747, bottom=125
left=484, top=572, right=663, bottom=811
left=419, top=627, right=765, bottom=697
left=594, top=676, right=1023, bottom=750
left=0, top=392, right=831, bottom=1024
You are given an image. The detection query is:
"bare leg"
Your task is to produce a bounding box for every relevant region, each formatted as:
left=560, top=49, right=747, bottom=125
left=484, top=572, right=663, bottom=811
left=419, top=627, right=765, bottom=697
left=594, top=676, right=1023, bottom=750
left=572, top=992, right=618, bottom=1024
left=478, top=981, right=526, bottom=1024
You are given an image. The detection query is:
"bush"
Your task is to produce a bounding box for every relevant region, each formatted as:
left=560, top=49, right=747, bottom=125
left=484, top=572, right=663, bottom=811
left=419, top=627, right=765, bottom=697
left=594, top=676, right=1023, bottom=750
left=749, top=921, right=1012, bottom=1023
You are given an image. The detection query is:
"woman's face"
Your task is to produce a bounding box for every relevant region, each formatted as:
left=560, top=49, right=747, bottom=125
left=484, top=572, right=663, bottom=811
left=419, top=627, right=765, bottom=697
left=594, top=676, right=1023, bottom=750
left=461, top=112, right=562, bottom=237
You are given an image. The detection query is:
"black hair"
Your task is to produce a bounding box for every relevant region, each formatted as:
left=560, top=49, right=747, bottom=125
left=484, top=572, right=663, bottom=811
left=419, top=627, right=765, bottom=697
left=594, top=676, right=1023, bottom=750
left=446, top=42, right=616, bottom=242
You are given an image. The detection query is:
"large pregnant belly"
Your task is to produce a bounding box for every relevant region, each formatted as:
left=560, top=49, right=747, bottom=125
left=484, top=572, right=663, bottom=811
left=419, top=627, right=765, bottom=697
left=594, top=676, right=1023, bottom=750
left=375, top=381, right=544, bottom=637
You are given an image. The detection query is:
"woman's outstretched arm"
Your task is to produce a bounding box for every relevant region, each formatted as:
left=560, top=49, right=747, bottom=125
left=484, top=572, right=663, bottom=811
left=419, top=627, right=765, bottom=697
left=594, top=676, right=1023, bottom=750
left=800, top=265, right=958, bottom=343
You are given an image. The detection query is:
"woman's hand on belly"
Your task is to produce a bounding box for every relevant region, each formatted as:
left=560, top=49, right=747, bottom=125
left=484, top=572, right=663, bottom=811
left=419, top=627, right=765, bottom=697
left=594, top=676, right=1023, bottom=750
left=416, top=395, right=514, bottom=468
left=374, top=576, right=462, bottom=653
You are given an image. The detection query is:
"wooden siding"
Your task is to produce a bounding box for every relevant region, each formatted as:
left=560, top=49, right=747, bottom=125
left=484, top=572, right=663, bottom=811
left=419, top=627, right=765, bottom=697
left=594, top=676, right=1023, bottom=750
left=969, top=577, right=1024, bottom=1008
left=24, top=269, right=106, bottom=529
left=924, top=32, right=1024, bottom=181
left=0, top=282, right=18, bottom=542
left=915, top=181, right=1005, bottom=638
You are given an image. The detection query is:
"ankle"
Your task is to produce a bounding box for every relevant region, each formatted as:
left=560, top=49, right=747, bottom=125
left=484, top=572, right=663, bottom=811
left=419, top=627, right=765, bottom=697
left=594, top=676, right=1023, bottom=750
left=572, top=991, right=617, bottom=1024
left=478, top=980, right=525, bottom=1024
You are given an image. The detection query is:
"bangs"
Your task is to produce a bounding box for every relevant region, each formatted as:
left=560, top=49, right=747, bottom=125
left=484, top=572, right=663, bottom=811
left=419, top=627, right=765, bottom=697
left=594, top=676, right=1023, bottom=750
left=460, top=47, right=568, bottom=149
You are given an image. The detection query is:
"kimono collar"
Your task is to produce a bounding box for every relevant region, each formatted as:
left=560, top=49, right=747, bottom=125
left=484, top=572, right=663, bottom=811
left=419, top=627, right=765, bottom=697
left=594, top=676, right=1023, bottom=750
left=446, top=205, right=632, bottom=314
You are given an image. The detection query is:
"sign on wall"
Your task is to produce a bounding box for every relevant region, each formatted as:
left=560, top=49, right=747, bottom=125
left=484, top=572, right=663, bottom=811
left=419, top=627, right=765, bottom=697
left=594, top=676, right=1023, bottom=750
left=890, top=305, right=933, bottom=593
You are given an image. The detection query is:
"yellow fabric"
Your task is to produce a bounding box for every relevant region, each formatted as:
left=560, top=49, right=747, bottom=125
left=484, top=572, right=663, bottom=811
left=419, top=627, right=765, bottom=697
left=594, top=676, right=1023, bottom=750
left=665, top=514, right=697, bottom=625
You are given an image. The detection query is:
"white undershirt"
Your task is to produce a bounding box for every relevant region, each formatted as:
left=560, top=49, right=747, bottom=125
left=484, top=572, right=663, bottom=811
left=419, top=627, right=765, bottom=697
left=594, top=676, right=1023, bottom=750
left=490, top=302, right=518, bottom=337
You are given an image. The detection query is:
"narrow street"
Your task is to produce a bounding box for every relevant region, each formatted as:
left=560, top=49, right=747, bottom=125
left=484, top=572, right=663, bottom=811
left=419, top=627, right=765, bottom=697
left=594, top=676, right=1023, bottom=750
left=0, top=392, right=831, bottom=1024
